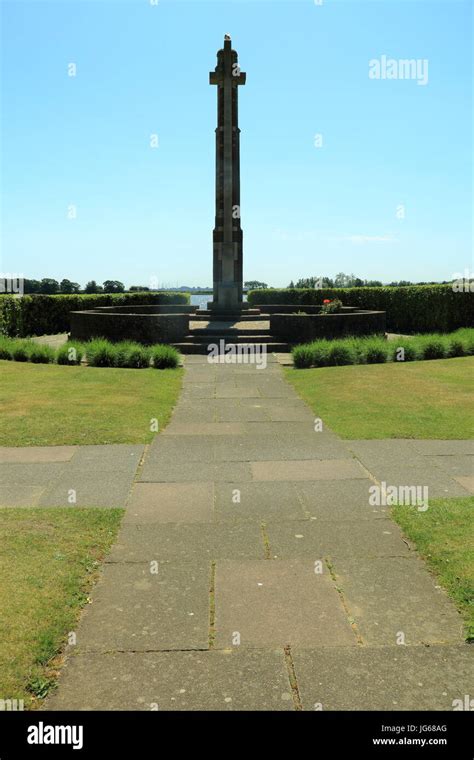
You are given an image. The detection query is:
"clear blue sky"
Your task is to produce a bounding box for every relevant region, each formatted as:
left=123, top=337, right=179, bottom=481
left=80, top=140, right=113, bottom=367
left=1, top=0, right=472, bottom=288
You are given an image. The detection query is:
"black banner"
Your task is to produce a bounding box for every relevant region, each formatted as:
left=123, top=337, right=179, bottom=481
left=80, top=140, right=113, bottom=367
left=0, top=711, right=472, bottom=758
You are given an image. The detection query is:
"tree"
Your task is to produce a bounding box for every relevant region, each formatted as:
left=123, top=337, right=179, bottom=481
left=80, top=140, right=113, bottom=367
left=39, top=278, right=59, bottom=294
left=60, top=279, right=80, bottom=293
left=334, top=272, right=358, bottom=288
left=293, top=276, right=333, bottom=289
left=129, top=285, right=150, bottom=292
left=24, top=279, right=41, bottom=294
left=84, top=280, right=102, bottom=293
left=244, top=280, right=268, bottom=290
left=103, top=280, right=125, bottom=293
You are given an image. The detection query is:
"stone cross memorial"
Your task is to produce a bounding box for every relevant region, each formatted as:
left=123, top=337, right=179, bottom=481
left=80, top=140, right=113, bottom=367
left=209, top=34, right=246, bottom=312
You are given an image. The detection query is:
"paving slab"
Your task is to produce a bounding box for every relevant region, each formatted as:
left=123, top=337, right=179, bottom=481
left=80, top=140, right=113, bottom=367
left=181, top=384, right=216, bottom=399
left=145, top=436, right=214, bottom=463
left=46, top=649, right=294, bottom=711
left=125, top=482, right=214, bottom=523
left=265, top=519, right=410, bottom=559
left=361, top=464, right=471, bottom=498
left=410, top=440, right=474, bottom=456
left=0, top=446, right=76, bottom=464
left=214, top=559, right=356, bottom=648
left=0, top=484, right=45, bottom=507
left=169, top=407, right=218, bottom=424
left=293, top=645, right=474, bottom=711
left=75, top=562, right=210, bottom=651
left=0, top=462, right=66, bottom=486
left=163, top=422, right=246, bottom=436
left=212, top=437, right=288, bottom=462
left=212, top=366, right=279, bottom=376
left=215, top=406, right=270, bottom=422
left=249, top=396, right=309, bottom=409
left=67, top=444, right=144, bottom=473
left=274, top=352, right=293, bottom=365
left=347, top=440, right=420, bottom=459
left=215, top=386, right=262, bottom=398
left=426, top=455, right=474, bottom=478
left=332, top=556, right=465, bottom=645
left=250, top=385, right=298, bottom=398
left=108, top=522, right=265, bottom=562
left=31, top=333, right=68, bottom=349
left=278, top=434, right=353, bottom=460
left=182, top=372, right=216, bottom=384
left=267, top=407, right=311, bottom=422
left=214, top=482, right=305, bottom=522
left=243, top=421, right=318, bottom=437
left=251, top=459, right=368, bottom=482
left=454, top=476, right=474, bottom=493
left=39, top=472, right=134, bottom=508
left=295, top=480, right=389, bottom=520
left=147, top=434, right=339, bottom=464
left=139, top=460, right=252, bottom=483
left=347, top=441, right=427, bottom=472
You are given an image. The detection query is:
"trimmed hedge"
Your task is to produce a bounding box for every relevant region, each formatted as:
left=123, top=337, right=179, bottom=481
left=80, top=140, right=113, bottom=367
left=248, top=285, right=474, bottom=334
left=0, top=292, right=189, bottom=337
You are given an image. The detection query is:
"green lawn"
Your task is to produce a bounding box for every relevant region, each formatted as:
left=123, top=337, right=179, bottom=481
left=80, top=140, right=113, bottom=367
left=0, top=360, right=183, bottom=446
left=285, top=356, right=474, bottom=439
left=0, top=508, right=123, bottom=707
left=393, top=497, right=474, bottom=641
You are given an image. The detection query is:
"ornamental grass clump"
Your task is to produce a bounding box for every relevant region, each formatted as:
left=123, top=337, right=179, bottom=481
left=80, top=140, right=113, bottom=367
left=114, top=341, right=151, bottom=369
left=417, top=335, right=449, bottom=360
left=360, top=336, right=389, bottom=364
left=56, top=341, right=85, bottom=365
left=292, top=344, right=315, bottom=369
left=0, top=336, right=15, bottom=360
left=29, top=344, right=56, bottom=364
left=85, top=339, right=116, bottom=367
left=151, top=345, right=180, bottom=369
left=327, top=342, right=356, bottom=366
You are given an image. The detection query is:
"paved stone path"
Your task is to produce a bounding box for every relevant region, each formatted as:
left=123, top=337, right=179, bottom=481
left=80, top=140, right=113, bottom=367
left=2, top=354, right=472, bottom=710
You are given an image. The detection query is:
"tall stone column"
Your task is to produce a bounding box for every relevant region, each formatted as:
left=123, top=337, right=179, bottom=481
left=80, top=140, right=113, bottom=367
left=209, top=35, right=246, bottom=311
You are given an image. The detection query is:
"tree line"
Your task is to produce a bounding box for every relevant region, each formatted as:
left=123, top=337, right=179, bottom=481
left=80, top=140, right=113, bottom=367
left=288, top=273, right=454, bottom=288
left=20, top=279, right=128, bottom=294
left=15, top=274, right=455, bottom=296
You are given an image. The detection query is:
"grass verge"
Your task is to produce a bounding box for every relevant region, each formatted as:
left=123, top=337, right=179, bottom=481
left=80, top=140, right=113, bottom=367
left=0, top=507, right=123, bottom=708
left=392, top=497, right=474, bottom=641
left=0, top=360, right=183, bottom=445
left=285, top=356, right=474, bottom=439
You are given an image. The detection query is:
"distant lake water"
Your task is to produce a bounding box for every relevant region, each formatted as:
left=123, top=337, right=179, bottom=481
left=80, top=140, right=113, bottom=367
left=190, top=294, right=248, bottom=310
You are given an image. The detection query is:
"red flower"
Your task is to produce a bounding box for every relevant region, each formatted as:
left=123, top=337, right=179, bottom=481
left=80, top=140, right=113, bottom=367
left=323, top=299, right=331, bottom=304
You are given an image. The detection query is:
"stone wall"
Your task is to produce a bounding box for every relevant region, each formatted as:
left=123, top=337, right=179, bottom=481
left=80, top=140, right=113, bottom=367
left=270, top=310, right=386, bottom=344
left=256, top=304, right=358, bottom=315
left=70, top=310, right=189, bottom=344
left=91, top=305, right=196, bottom=315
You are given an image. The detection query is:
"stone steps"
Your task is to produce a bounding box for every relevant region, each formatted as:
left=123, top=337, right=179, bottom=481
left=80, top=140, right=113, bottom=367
left=192, top=311, right=267, bottom=322
left=191, top=327, right=271, bottom=337
left=187, top=335, right=280, bottom=345
left=172, top=340, right=289, bottom=355
left=175, top=306, right=289, bottom=353
left=198, top=308, right=261, bottom=316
